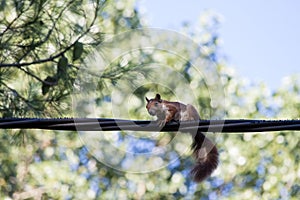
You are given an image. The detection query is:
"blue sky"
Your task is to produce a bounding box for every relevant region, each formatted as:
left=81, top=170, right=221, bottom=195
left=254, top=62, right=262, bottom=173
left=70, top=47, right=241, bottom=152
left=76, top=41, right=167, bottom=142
left=137, top=0, right=300, bottom=91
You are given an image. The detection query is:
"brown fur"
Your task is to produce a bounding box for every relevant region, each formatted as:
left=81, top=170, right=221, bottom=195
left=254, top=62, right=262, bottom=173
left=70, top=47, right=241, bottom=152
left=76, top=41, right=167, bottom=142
left=146, top=94, right=219, bottom=182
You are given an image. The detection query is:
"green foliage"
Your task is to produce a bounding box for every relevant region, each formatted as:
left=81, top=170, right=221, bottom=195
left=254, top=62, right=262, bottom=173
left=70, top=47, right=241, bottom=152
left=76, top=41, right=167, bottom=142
left=73, top=42, right=84, bottom=61
left=0, top=1, right=299, bottom=199
left=57, top=56, right=68, bottom=79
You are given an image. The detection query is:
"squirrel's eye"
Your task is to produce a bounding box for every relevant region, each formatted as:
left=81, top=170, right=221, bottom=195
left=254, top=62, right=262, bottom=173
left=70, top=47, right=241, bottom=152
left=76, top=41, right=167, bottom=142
left=154, top=102, right=158, bottom=106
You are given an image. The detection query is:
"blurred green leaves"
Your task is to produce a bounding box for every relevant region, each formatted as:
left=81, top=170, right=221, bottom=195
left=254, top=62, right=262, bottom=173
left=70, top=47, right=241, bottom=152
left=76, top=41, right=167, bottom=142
left=73, top=42, right=83, bottom=61
left=42, top=76, right=57, bottom=95
left=57, top=56, right=68, bottom=77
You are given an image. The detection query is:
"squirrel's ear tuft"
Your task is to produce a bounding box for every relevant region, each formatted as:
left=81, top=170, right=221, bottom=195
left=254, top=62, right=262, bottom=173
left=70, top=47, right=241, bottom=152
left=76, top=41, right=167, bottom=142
left=155, top=93, right=161, bottom=100
left=145, top=97, right=150, bottom=102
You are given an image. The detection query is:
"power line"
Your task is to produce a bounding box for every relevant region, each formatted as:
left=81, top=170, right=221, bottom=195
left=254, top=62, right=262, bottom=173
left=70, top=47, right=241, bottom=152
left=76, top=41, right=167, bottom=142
left=0, top=118, right=300, bottom=132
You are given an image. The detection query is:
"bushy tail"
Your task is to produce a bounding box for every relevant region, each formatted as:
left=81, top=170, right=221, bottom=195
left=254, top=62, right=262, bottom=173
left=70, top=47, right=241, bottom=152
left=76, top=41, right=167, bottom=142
left=190, top=131, right=219, bottom=182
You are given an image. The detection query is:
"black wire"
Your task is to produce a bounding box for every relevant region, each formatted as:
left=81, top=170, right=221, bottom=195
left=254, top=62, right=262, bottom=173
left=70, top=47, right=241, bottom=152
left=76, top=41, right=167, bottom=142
left=0, top=118, right=300, bottom=132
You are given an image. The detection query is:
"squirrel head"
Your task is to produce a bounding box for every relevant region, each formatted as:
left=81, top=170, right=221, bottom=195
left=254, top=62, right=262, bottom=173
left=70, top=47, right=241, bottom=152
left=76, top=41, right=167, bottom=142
left=145, top=93, right=163, bottom=116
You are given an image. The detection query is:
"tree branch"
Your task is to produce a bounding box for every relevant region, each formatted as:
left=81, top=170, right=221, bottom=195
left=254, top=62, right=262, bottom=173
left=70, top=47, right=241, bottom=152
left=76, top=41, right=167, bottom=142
left=0, top=82, right=39, bottom=111
left=0, top=0, right=102, bottom=68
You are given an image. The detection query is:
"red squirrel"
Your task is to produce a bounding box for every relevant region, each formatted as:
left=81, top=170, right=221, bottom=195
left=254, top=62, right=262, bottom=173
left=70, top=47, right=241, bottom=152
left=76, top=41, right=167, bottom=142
left=145, top=93, right=218, bottom=182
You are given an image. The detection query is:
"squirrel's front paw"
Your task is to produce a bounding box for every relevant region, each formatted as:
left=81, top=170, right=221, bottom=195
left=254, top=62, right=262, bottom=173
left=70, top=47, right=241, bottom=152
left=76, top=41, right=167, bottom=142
left=156, top=119, right=167, bottom=127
